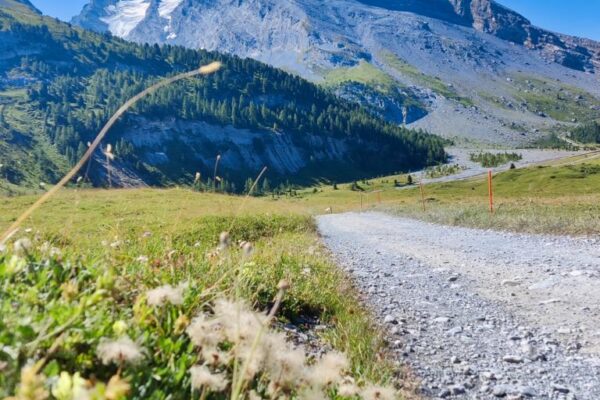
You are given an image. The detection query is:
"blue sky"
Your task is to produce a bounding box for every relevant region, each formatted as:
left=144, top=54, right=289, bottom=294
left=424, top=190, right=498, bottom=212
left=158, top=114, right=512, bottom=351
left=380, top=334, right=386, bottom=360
left=30, top=0, right=600, bottom=41
left=497, top=0, right=600, bottom=40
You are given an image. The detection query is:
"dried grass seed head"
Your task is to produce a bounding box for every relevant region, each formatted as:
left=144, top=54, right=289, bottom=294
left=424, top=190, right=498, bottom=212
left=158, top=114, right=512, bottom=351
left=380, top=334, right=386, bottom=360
left=218, top=232, right=230, bottom=250
left=361, top=385, right=398, bottom=400
left=189, top=365, right=228, bottom=392
left=97, top=336, right=145, bottom=365
left=13, top=238, right=32, bottom=256
left=146, top=282, right=187, bottom=307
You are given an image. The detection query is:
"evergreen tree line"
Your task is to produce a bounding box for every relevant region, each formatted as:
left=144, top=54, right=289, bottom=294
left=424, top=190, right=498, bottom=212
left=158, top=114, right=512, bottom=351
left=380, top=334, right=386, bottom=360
left=0, top=9, right=447, bottom=188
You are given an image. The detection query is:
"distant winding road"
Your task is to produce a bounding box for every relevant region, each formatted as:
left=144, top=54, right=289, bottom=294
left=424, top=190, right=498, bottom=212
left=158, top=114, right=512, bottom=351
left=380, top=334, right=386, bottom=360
left=318, top=212, right=600, bottom=399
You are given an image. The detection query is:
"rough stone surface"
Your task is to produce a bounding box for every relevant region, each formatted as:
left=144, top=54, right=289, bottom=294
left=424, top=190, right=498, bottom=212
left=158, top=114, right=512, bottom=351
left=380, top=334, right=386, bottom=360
left=318, top=212, right=600, bottom=399
left=74, top=0, right=600, bottom=146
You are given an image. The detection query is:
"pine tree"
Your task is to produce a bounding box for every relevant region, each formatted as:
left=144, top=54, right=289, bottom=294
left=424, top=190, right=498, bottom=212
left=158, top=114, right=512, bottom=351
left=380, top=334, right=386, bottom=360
left=261, top=178, right=270, bottom=195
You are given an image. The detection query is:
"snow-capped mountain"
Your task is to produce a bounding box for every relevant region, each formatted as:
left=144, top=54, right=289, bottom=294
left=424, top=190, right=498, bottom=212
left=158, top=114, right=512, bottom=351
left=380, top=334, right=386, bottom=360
left=73, top=0, right=600, bottom=145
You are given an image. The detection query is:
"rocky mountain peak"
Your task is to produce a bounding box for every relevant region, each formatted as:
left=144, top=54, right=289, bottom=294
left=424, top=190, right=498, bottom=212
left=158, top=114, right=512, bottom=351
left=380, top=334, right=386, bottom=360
left=70, top=0, right=600, bottom=146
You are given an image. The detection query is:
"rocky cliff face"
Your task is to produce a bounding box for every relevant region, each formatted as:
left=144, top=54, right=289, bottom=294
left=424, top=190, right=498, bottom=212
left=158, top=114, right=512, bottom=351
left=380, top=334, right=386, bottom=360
left=72, top=0, right=600, bottom=146
left=459, top=0, right=600, bottom=72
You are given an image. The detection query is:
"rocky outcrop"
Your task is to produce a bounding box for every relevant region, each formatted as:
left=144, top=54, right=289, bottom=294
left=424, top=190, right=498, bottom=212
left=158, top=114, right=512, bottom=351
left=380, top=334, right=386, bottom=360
left=71, top=0, right=600, bottom=146
left=451, top=0, right=600, bottom=72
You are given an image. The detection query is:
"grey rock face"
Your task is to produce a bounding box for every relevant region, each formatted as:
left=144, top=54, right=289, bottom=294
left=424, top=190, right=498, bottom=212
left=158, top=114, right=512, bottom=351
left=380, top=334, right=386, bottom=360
left=73, top=0, right=600, bottom=73
left=72, top=0, right=600, bottom=145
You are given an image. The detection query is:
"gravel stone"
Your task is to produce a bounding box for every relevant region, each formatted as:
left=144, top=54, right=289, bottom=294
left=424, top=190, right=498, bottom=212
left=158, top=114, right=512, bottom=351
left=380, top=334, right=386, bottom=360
left=318, top=212, right=600, bottom=399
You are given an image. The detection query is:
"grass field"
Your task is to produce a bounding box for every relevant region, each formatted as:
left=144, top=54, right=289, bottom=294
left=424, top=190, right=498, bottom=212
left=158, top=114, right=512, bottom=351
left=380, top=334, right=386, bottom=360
left=2, top=149, right=600, bottom=399
left=0, top=189, right=407, bottom=399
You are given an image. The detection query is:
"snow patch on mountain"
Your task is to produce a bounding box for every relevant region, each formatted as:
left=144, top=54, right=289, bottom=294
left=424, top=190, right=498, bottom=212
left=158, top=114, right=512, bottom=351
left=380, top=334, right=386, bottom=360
left=158, top=0, right=183, bottom=17
left=101, top=0, right=150, bottom=37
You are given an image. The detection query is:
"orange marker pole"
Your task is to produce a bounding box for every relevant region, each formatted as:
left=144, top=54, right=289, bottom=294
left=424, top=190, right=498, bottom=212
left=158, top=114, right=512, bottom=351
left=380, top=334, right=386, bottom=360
left=488, top=170, right=494, bottom=214
left=419, top=181, right=426, bottom=212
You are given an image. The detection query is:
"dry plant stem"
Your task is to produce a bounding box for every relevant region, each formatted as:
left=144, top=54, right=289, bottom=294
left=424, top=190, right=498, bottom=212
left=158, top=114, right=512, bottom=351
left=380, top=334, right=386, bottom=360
left=106, top=153, right=112, bottom=189
left=0, top=62, right=222, bottom=245
left=227, top=166, right=268, bottom=233
left=213, top=155, right=221, bottom=192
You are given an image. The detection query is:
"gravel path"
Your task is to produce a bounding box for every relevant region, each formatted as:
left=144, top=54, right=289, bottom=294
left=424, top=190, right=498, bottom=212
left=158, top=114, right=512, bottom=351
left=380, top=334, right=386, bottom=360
left=317, top=212, right=600, bottom=400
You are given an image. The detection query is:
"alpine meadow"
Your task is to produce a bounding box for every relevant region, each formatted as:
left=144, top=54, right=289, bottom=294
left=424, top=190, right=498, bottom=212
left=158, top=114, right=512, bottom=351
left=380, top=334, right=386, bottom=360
left=1, top=0, right=600, bottom=400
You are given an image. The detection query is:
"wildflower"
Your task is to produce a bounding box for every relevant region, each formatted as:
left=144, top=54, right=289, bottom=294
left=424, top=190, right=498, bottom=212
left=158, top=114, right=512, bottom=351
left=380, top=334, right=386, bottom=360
left=112, top=320, right=128, bottom=337
left=39, top=242, right=50, bottom=253
left=60, top=281, right=79, bottom=301
left=242, top=241, right=254, bottom=258
left=146, top=283, right=187, bottom=307
left=10, top=364, right=48, bottom=400
left=97, top=336, right=145, bottom=365
left=52, top=372, right=89, bottom=400
left=201, top=347, right=231, bottom=367
left=76, top=176, right=83, bottom=184
left=13, top=238, right=32, bottom=256
left=194, top=172, right=201, bottom=183
left=109, top=240, right=122, bottom=249
left=104, top=375, right=130, bottom=400
left=337, top=377, right=359, bottom=397
left=190, top=365, right=228, bottom=392
left=50, top=247, right=62, bottom=258
left=308, top=352, right=349, bottom=387
left=136, top=255, right=149, bottom=264
left=212, top=299, right=268, bottom=342
left=218, top=232, right=230, bottom=251
left=174, top=314, right=190, bottom=335
left=206, top=250, right=219, bottom=261
left=141, top=231, right=152, bottom=238
left=264, top=333, right=306, bottom=391
left=297, top=386, right=328, bottom=400
left=6, top=255, right=27, bottom=274
left=361, top=385, right=397, bottom=400
left=186, top=314, right=224, bottom=349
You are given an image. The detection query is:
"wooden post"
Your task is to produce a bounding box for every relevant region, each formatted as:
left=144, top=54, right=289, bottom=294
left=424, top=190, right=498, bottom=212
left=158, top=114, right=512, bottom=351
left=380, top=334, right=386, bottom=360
left=419, top=181, right=426, bottom=212
left=488, top=170, right=494, bottom=214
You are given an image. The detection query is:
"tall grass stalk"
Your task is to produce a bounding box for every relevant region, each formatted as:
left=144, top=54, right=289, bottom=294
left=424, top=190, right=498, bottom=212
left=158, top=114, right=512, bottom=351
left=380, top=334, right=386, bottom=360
left=0, top=62, right=222, bottom=245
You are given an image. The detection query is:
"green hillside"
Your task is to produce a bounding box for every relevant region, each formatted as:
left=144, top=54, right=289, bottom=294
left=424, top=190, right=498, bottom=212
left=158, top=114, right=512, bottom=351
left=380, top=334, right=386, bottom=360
left=0, top=5, right=446, bottom=193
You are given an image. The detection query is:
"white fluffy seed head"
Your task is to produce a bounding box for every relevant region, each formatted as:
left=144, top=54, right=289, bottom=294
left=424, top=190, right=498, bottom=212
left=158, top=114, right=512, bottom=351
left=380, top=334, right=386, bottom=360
left=361, top=385, right=398, bottom=400
left=218, top=232, right=230, bottom=250
left=242, top=242, right=254, bottom=258
left=13, top=238, right=32, bottom=256
left=96, top=336, right=145, bottom=365
left=307, top=351, right=349, bottom=387
left=146, top=283, right=186, bottom=307
left=189, top=365, right=228, bottom=392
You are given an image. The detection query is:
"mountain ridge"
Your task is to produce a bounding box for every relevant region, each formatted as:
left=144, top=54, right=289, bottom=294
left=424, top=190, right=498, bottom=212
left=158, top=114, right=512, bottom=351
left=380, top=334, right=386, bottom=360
left=72, top=0, right=600, bottom=146
left=0, top=4, right=446, bottom=192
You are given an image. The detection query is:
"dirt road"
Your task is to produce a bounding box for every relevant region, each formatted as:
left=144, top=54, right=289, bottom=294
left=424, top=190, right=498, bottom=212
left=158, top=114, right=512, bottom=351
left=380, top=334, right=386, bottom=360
left=317, top=212, right=600, bottom=399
